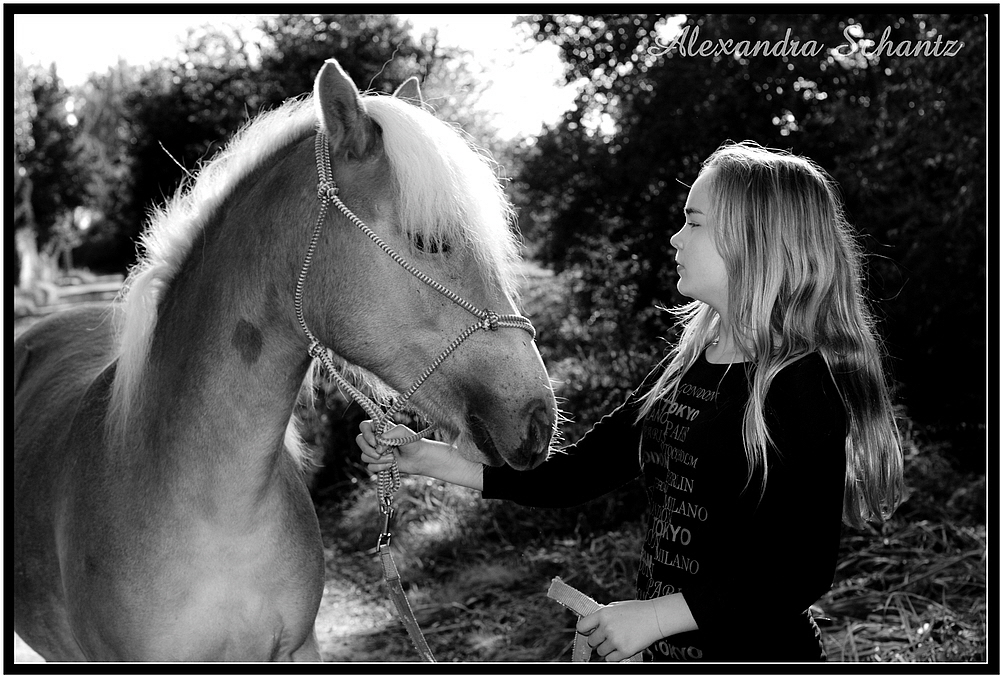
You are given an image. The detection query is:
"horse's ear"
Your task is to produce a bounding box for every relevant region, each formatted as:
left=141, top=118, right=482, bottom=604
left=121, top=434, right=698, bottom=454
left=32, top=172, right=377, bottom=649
left=314, top=59, right=372, bottom=158
left=393, top=77, right=425, bottom=108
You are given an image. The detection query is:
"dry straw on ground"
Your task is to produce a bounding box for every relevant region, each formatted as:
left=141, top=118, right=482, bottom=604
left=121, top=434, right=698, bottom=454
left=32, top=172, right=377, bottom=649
left=820, top=518, right=986, bottom=662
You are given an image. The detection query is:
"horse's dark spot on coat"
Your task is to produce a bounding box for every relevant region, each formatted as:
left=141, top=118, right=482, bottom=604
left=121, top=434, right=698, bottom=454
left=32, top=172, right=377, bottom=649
left=232, top=320, right=264, bottom=365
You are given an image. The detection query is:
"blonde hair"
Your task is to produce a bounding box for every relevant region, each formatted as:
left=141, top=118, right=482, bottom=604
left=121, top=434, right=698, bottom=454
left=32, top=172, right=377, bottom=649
left=638, top=141, right=903, bottom=528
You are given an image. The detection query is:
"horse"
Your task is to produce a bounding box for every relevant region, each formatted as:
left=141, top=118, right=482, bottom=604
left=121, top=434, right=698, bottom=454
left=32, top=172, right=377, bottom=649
left=13, top=58, right=557, bottom=662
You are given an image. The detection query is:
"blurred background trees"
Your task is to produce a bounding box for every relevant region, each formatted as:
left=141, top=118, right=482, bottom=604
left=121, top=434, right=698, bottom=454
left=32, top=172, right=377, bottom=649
left=12, top=12, right=986, bottom=474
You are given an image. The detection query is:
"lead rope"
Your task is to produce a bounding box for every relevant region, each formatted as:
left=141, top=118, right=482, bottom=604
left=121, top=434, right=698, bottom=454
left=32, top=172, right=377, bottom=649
left=295, top=128, right=536, bottom=662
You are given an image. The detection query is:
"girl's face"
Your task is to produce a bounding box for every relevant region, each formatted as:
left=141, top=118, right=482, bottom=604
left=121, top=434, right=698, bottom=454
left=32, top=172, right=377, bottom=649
left=670, top=169, right=729, bottom=316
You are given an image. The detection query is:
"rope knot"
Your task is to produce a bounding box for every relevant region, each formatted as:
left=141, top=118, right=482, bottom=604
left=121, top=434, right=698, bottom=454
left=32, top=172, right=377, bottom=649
left=317, top=179, right=339, bottom=201
left=307, top=340, right=326, bottom=359
left=484, top=310, right=500, bottom=332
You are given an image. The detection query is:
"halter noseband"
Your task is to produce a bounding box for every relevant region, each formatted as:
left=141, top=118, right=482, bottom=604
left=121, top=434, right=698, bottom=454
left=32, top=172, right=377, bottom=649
left=294, top=128, right=536, bottom=509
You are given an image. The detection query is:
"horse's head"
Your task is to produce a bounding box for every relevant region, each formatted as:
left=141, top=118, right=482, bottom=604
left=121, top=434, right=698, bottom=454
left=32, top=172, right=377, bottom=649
left=299, top=59, right=556, bottom=470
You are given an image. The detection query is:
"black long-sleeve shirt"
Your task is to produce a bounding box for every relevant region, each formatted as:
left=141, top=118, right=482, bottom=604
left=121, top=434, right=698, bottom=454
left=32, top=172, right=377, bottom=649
left=484, top=351, right=846, bottom=661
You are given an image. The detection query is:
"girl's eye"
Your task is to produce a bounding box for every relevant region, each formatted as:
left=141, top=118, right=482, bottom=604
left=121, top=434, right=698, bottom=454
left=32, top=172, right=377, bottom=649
left=686, top=222, right=700, bottom=228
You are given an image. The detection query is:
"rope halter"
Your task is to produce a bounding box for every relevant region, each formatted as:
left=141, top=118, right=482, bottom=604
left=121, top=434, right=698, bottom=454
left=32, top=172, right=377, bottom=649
left=294, top=128, right=536, bottom=514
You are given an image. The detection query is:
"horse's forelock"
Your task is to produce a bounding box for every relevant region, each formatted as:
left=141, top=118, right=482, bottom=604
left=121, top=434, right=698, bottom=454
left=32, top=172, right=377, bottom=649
left=362, top=96, right=521, bottom=299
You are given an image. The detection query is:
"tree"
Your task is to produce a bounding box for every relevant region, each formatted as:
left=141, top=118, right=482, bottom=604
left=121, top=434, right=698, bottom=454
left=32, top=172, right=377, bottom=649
left=71, top=61, right=144, bottom=271
left=12, top=54, right=37, bottom=287
left=818, top=15, right=986, bottom=455
left=18, top=64, right=87, bottom=251
left=255, top=14, right=430, bottom=108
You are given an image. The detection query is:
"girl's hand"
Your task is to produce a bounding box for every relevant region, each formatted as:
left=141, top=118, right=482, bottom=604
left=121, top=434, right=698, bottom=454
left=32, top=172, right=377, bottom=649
left=356, top=420, right=423, bottom=474
left=355, top=421, right=485, bottom=490
left=576, top=600, right=662, bottom=662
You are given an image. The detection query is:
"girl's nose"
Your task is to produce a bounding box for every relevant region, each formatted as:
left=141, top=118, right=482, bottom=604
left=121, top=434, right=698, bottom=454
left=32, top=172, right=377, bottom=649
left=669, top=229, right=682, bottom=249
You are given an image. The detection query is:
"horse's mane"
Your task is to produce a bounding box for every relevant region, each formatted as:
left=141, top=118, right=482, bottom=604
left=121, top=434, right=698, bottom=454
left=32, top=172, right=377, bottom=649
left=107, top=97, right=317, bottom=450
left=107, top=89, right=522, bottom=460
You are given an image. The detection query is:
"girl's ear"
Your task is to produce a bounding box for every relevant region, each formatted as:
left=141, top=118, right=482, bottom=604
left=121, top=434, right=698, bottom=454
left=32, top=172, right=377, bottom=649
left=314, top=58, right=374, bottom=159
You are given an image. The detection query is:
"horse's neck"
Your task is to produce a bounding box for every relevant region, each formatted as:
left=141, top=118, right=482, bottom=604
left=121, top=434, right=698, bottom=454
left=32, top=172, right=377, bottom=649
left=133, top=156, right=313, bottom=510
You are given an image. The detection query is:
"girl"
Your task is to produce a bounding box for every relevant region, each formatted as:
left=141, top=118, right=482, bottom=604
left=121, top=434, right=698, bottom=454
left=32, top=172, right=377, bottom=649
left=357, top=141, right=904, bottom=662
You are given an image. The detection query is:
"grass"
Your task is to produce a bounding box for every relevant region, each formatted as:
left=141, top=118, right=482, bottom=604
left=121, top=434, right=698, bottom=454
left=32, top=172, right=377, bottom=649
left=820, top=519, right=986, bottom=662
left=817, top=435, right=987, bottom=663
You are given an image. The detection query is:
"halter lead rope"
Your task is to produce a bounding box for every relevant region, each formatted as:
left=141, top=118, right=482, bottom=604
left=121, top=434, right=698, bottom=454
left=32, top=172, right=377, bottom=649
left=294, top=128, right=536, bottom=661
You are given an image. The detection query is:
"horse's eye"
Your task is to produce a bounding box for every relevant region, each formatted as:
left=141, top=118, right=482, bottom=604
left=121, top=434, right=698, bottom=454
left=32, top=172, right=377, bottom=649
left=411, top=233, right=451, bottom=255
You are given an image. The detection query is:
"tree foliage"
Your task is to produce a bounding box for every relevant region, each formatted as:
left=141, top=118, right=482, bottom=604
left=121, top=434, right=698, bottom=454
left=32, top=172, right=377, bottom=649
left=69, top=62, right=142, bottom=271
left=15, top=63, right=87, bottom=249
left=514, top=13, right=986, bottom=448
left=255, top=14, right=430, bottom=106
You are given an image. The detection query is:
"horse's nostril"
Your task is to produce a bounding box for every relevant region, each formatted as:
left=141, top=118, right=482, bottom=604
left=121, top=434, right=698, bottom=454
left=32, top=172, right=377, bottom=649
left=524, top=398, right=555, bottom=465
left=534, top=402, right=554, bottom=438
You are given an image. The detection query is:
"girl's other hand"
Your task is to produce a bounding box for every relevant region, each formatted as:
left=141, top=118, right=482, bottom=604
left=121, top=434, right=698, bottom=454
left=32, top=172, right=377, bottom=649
left=576, top=600, right=661, bottom=662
